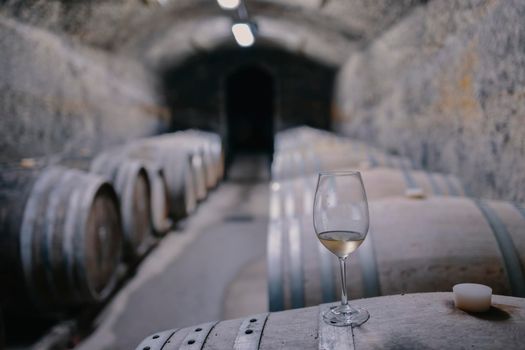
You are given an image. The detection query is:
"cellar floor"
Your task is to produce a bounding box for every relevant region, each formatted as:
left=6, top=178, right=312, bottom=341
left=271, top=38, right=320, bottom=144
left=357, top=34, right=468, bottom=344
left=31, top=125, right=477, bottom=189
left=77, top=155, right=270, bottom=350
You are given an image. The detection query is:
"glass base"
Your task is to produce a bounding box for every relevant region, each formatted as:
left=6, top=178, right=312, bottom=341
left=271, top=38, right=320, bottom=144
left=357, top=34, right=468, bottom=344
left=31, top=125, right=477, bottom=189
left=323, top=304, right=370, bottom=327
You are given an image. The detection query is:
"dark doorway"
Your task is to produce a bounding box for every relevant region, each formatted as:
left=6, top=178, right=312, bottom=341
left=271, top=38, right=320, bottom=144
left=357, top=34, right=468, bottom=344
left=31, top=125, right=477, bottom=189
left=226, top=66, right=274, bottom=160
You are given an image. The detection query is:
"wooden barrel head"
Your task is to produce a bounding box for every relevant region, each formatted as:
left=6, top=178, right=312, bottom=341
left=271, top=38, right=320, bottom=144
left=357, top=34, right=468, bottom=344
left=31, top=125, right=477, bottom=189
left=146, top=166, right=173, bottom=236
left=83, top=182, right=122, bottom=301
left=127, top=167, right=153, bottom=259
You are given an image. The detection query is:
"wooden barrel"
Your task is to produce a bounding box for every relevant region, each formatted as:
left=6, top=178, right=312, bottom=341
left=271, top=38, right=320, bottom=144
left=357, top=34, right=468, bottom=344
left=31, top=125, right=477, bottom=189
left=267, top=196, right=525, bottom=311
left=184, top=129, right=224, bottom=182
left=272, top=144, right=415, bottom=181
left=61, top=152, right=172, bottom=237
left=188, top=148, right=208, bottom=200
left=0, top=166, right=122, bottom=311
left=138, top=134, right=207, bottom=204
left=178, top=132, right=218, bottom=189
left=270, top=168, right=466, bottom=220
left=125, top=140, right=198, bottom=216
left=91, top=153, right=154, bottom=261
left=275, top=125, right=331, bottom=152
left=135, top=293, right=525, bottom=350
left=144, top=163, right=173, bottom=236
left=159, top=132, right=218, bottom=190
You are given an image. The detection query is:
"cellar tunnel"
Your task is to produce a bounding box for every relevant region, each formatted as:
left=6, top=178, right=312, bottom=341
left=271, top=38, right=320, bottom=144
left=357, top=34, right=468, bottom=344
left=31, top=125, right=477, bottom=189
left=1, top=0, right=525, bottom=349
left=226, top=65, right=274, bottom=158
left=159, top=46, right=336, bottom=169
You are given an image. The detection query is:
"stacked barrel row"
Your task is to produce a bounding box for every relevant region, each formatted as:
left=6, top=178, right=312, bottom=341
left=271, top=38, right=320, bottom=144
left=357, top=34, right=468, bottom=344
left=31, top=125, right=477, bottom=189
left=0, top=130, right=224, bottom=323
left=268, top=126, right=525, bottom=311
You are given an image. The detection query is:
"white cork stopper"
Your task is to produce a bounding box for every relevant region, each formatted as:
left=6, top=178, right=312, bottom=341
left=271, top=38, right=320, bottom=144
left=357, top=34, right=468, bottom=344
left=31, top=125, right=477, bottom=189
left=404, top=187, right=426, bottom=199
left=453, top=283, right=492, bottom=312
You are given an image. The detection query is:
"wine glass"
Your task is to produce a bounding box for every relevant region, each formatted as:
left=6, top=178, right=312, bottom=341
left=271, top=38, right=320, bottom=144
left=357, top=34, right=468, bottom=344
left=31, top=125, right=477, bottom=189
left=313, top=170, right=370, bottom=327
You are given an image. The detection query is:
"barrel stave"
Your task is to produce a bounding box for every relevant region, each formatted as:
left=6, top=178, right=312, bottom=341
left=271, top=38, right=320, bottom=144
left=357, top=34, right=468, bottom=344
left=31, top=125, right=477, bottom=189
left=160, top=326, right=195, bottom=349
left=21, top=167, right=65, bottom=308
left=202, top=318, right=243, bottom=350
left=135, top=329, right=177, bottom=350
left=44, top=170, right=87, bottom=307
left=259, top=307, right=318, bottom=350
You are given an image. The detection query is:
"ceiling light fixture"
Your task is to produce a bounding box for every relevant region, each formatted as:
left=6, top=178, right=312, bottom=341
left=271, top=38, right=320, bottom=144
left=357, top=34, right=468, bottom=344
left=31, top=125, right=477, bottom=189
left=217, top=0, right=240, bottom=10
left=232, top=23, right=255, bottom=47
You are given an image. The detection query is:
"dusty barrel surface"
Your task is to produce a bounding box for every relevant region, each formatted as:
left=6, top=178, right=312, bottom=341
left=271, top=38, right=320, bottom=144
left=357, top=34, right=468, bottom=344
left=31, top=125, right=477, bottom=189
left=152, top=132, right=216, bottom=194
left=270, top=168, right=465, bottom=220
left=183, top=129, right=224, bottom=182
left=135, top=293, right=525, bottom=350
left=91, top=152, right=154, bottom=261
left=272, top=144, right=415, bottom=181
left=270, top=168, right=466, bottom=219
left=190, top=130, right=224, bottom=181
left=0, top=166, right=122, bottom=312
left=126, top=139, right=198, bottom=217
left=143, top=163, right=172, bottom=236
left=178, top=131, right=222, bottom=188
left=268, top=196, right=525, bottom=311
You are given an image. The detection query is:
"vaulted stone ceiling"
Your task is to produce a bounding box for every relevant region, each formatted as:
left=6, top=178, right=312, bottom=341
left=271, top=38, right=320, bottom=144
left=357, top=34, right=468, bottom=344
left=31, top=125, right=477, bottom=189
left=0, top=0, right=425, bottom=68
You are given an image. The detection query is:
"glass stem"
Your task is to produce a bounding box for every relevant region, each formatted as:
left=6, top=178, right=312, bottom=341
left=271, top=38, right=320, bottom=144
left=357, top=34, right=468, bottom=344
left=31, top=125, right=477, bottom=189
left=339, top=256, right=348, bottom=306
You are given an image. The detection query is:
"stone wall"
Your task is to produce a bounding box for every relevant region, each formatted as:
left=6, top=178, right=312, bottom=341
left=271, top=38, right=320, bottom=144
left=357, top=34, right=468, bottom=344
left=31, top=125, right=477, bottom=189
left=335, top=0, right=525, bottom=202
left=0, top=16, right=169, bottom=163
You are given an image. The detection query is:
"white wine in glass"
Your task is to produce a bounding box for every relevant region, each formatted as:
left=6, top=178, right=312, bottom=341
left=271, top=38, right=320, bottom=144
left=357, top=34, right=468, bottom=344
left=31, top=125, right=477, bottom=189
left=313, top=171, right=370, bottom=327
